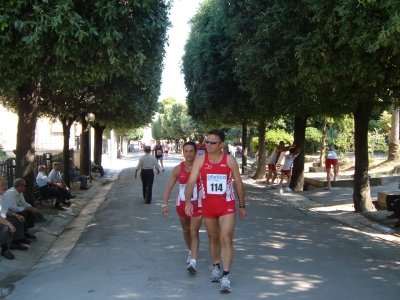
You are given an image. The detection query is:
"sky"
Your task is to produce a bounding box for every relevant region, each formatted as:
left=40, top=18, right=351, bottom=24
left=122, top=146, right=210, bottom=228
left=158, top=0, right=204, bottom=103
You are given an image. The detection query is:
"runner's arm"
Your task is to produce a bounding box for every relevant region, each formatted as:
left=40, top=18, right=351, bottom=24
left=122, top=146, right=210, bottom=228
left=162, top=165, right=179, bottom=218
left=228, top=155, right=246, bottom=220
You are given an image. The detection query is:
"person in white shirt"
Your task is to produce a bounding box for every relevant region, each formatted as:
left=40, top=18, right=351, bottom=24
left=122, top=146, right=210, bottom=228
left=134, top=146, right=160, bottom=204
left=325, top=150, right=340, bottom=190
left=1, top=178, right=38, bottom=239
left=48, top=162, right=76, bottom=207
left=278, top=146, right=300, bottom=194
left=0, top=177, right=31, bottom=259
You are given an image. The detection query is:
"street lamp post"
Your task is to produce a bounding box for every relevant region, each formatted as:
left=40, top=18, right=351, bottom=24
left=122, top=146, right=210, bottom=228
left=85, top=113, right=95, bottom=183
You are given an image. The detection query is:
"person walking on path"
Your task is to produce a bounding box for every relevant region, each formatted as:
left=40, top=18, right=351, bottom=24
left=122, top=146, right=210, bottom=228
left=162, top=141, right=203, bottom=274
left=152, top=141, right=165, bottom=172
left=325, top=150, right=340, bottom=190
left=266, top=141, right=291, bottom=189
left=196, top=135, right=207, bottom=156
left=278, top=146, right=300, bottom=194
left=134, top=146, right=160, bottom=204
left=184, top=129, right=246, bottom=293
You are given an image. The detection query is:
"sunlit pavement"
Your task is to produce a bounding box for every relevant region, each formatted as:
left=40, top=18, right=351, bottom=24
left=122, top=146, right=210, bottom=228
left=1, top=151, right=399, bottom=299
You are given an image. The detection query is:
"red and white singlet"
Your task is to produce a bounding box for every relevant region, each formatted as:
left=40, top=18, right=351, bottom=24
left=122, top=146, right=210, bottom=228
left=199, top=153, right=235, bottom=202
left=176, top=162, right=201, bottom=207
left=197, top=144, right=207, bottom=156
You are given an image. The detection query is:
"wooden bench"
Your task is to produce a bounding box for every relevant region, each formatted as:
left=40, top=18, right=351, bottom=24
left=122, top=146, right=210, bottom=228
left=34, top=183, right=56, bottom=206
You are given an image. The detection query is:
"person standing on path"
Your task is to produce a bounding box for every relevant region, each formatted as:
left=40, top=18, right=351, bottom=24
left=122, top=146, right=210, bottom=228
left=162, top=141, right=203, bottom=274
left=152, top=140, right=165, bottom=172
left=278, top=146, right=300, bottom=194
left=184, top=129, right=246, bottom=293
left=325, top=150, right=340, bottom=190
left=265, top=141, right=291, bottom=189
left=196, top=135, right=207, bottom=156
left=134, top=146, right=160, bottom=204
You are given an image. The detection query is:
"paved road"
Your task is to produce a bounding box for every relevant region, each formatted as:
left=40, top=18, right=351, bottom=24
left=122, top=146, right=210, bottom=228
left=6, top=153, right=400, bottom=299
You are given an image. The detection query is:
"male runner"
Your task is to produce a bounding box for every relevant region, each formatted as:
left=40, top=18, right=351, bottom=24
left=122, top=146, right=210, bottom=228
left=162, top=142, right=203, bottom=274
left=152, top=140, right=165, bottom=172
left=196, top=135, right=207, bottom=156
left=185, top=129, right=246, bottom=293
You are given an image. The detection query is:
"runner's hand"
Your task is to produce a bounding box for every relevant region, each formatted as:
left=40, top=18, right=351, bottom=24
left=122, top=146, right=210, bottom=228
left=185, top=203, right=193, bottom=217
left=162, top=206, right=169, bottom=218
left=239, top=208, right=246, bottom=220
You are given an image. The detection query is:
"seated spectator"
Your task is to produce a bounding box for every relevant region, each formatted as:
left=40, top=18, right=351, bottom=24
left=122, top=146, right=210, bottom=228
left=391, top=198, right=400, bottom=228
left=1, top=178, right=38, bottom=239
left=0, top=177, right=30, bottom=259
left=91, top=160, right=105, bottom=177
left=69, top=158, right=89, bottom=190
left=37, top=165, right=69, bottom=210
left=386, top=184, right=400, bottom=220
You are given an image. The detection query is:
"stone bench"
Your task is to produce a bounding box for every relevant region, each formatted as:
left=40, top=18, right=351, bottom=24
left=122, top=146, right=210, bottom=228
left=377, top=191, right=399, bottom=210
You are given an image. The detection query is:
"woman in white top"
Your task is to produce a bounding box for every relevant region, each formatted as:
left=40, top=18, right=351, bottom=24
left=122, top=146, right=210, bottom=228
left=325, top=150, right=339, bottom=190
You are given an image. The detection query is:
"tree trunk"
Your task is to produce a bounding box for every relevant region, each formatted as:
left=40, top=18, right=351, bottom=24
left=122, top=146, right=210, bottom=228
left=61, top=116, right=74, bottom=187
left=253, top=121, right=267, bottom=179
left=80, top=113, right=90, bottom=175
left=93, top=122, right=105, bottom=166
left=388, top=107, right=400, bottom=161
left=290, top=115, right=307, bottom=191
left=241, top=121, right=248, bottom=174
left=16, top=82, right=39, bottom=206
left=319, top=116, right=327, bottom=167
left=353, top=102, right=376, bottom=213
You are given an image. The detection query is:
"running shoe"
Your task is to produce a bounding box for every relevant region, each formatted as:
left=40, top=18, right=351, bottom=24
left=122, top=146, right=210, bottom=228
left=187, top=251, right=192, bottom=264
left=271, top=185, right=278, bottom=189
left=333, top=176, right=337, bottom=181
left=265, top=185, right=272, bottom=189
left=285, top=187, right=292, bottom=192
left=220, top=275, right=231, bottom=292
left=325, top=185, right=331, bottom=190
left=187, top=259, right=196, bottom=274
left=279, top=189, right=283, bottom=194
left=210, top=266, right=221, bottom=282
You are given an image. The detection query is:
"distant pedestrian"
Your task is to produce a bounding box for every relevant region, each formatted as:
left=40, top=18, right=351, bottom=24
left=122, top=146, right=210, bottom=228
left=152, top=140, right=165, bottom=172
left=164, top=143, right=170, bottom=159
left=134, top=146, right=160, bottom=204
left=266, top=142, right=291, bottom=189
left=196, top=135, right=207, bottom=156
left=278, top=146, right=300, bottom=194
left=325, top=150, right=339, bottom=190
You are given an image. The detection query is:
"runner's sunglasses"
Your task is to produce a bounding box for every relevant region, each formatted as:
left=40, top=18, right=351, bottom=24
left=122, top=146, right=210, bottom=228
left=205, top=139, right=220, bottom=144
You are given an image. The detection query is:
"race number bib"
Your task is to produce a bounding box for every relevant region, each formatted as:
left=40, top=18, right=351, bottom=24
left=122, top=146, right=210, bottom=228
left=207, top=174, right=227, bottom=194
left=179, top=183, right=198, bottom=201
left=197, top=149, right=206, bottom=156
left=156, top=150, right=162, bottom=155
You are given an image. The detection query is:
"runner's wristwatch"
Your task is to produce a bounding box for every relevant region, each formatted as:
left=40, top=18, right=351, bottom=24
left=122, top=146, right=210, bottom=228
left=239, top=205, right=245, bottom=209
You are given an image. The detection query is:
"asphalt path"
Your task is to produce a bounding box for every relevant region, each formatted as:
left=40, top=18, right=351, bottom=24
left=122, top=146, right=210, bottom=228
left=6, top=153, right=400, bottom=299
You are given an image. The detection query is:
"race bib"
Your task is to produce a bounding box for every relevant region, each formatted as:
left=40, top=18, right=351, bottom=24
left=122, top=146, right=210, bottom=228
left=179, top=183, right=198, bottom=201
left=198, top=150, right=206, bottom=156
left=207, top=174, right=227, bottom=194
left=156, top=150, right=162, bottom=155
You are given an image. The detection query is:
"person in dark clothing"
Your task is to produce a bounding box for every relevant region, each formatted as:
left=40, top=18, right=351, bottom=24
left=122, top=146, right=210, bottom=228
left=134, top=146, right=160, bottom=204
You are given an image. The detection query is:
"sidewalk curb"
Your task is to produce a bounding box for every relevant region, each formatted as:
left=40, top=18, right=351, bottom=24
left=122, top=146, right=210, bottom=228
left=0, top=169, right=121, bottom=296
